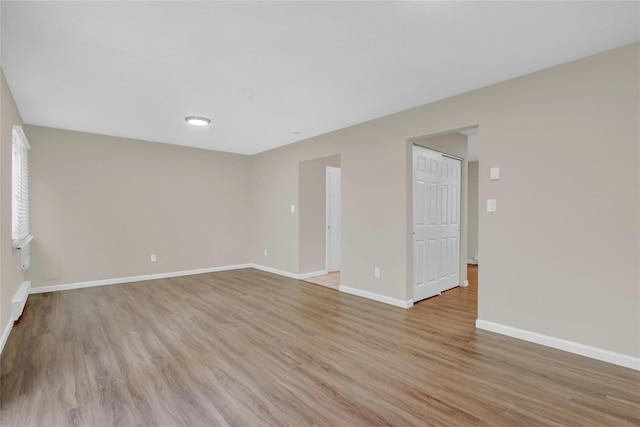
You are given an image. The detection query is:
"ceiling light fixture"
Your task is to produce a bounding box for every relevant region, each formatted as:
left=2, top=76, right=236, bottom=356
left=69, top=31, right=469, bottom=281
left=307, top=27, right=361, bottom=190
left=185, top=116, right=211, bottom=126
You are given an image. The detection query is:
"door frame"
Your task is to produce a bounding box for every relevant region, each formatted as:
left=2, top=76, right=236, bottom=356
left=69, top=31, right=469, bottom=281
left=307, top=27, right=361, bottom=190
left=408, top=134, right=470, bottom=303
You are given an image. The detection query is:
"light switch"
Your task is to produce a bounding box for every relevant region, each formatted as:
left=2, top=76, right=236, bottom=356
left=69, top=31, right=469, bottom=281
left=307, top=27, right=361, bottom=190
left=487, top=199, right=497, bottom=212
left=490, top=167, right=500, bottom=180
left=290, top=204, right=296, bottom=213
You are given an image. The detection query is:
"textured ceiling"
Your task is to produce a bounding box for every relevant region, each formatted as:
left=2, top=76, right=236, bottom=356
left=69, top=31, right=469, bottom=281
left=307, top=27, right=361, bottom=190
left=1, top=1, right=638, bottom=154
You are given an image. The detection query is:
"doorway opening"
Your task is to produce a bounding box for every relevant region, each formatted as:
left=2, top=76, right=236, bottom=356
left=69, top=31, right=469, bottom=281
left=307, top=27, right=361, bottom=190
left=409, top=127, right=479, bottom=304
left=413, top=145, right=462, bottom=302
left=326, top=166, right=341, bottom=273
left=298, top=155, right=341, bottom=290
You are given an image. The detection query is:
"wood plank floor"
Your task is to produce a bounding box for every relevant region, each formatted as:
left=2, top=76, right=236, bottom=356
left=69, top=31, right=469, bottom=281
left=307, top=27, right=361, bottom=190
left=302, top=271, right=341, bottom=290
left=1, top=266, right=638, bottom=426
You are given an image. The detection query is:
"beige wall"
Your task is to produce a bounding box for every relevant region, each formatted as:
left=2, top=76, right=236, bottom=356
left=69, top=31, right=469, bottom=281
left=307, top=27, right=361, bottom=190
left=24, top=126, right=251, bottom=287
left=299, top=154, right=340, bottom=274
left=249, top=146, right=301, bottom=273
left=3, top=44, right=638, bottom=360
left=251, top=122, right=410, bottom=300
left=411, top=132, right=469, bottom=286
left=250, top=44, right=640, bottom=357
left=467, top=161, right=479, bottom=262
left=1, top=69, right=26, bottom=332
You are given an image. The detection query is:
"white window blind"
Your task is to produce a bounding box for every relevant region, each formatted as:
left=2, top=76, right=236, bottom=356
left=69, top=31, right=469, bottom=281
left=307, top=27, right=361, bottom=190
left=12, top=125, right=33, bottom=249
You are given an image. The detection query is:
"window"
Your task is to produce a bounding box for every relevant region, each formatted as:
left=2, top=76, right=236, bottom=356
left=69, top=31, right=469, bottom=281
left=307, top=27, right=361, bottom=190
left=12, top=125, right=32, bottom=249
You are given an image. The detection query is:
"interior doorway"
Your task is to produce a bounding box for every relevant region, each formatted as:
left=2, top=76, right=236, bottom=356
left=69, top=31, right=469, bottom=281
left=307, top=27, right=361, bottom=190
left=413, top=146, right=462, bottom=302
left=326, top=166, right=341, bottom=272
left=298, top=154, right=341, bottom=290
left=409, top=129, right=477, bottom=304
left=461, top=127, right=479, bottom=266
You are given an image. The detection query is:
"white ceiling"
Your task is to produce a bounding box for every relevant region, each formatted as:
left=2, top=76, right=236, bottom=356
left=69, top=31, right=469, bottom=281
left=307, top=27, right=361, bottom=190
left=1, top=1, right=638, bottom=155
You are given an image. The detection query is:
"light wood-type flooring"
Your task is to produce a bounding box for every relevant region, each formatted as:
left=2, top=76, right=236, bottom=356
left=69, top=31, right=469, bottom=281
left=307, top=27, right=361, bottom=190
left=302, top=271, right=341, bottom=290
left=1, top=265, right=639, bottom=426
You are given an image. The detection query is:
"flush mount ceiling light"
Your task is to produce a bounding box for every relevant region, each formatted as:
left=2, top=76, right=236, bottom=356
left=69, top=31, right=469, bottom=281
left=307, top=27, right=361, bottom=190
left=185, top=116, right=211, bottom=126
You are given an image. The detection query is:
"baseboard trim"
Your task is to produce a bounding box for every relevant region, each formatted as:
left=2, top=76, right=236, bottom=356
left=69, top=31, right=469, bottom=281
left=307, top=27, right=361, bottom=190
left=249, top=265, right=333, bottom=281
left=11, top=281, right=31, bottom=320
left=249, top=264, right=300, bottom=279
left=0, top=317, right=15, bottom=356
left=250, top=267, right=415, bottom=310
left=29, top=263, right=323, bottom=294
left=298, top=270, right=328, bottom=279
left=2, top=281, right=33, bottom=356
left=476, top=319, right=640, bottom=371
left=339, top=285, right=413, bottom=309
left=467, top=259, right=478, bottom=265
left=30, top=264, right=252, bottom=294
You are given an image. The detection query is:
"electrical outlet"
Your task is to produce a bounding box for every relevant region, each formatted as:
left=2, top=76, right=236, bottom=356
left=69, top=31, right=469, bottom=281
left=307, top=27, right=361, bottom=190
left=150, top=254, right=157, bottom=262
left=374, top=267, right=380, bottom=278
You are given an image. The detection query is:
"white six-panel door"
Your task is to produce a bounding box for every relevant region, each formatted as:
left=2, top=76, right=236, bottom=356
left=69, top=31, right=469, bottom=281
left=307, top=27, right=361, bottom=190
left=413, top=146, right=461, bottom=302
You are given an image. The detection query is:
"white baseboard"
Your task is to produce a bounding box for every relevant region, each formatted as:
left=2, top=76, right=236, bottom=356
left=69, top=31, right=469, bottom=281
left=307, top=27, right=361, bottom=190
left=339, top=285, right=413, bottom=309
left=28, top=263, right=326, bottom=295
left=1, top=281, right=32, bottom=355
left=251, top=266, right=415, bottom=310
left=0, top=316, right=15, bottom=356
left=30, top=264, right=252, bottom=294
left=467, top=259, right=478, bottom=265
left=249, top=265, right=331, bottom=281
left=249, top=264, right=300, bottom=279
left=298, top=270, right=328, bottom=279
left=12, top=281, right=31, bottom=320
left=476, top=319, right=640, bottom=371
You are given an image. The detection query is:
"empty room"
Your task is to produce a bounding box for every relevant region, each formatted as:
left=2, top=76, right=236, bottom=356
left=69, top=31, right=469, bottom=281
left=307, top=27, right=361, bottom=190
left=1, top=2, right=639, bottom=426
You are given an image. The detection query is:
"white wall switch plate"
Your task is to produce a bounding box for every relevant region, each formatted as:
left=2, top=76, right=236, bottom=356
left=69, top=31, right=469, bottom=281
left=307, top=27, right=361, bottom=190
left=487, top=199, right=497, bottom=212
left=150, top=254, right=157, bottom=262
left=290, top=204, right=295, bottom=213
left=490, top=167, right=500, bottom=180
left=264, top=249, right=268, bottom=256
left=374, top=267, right=380, bottom=278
